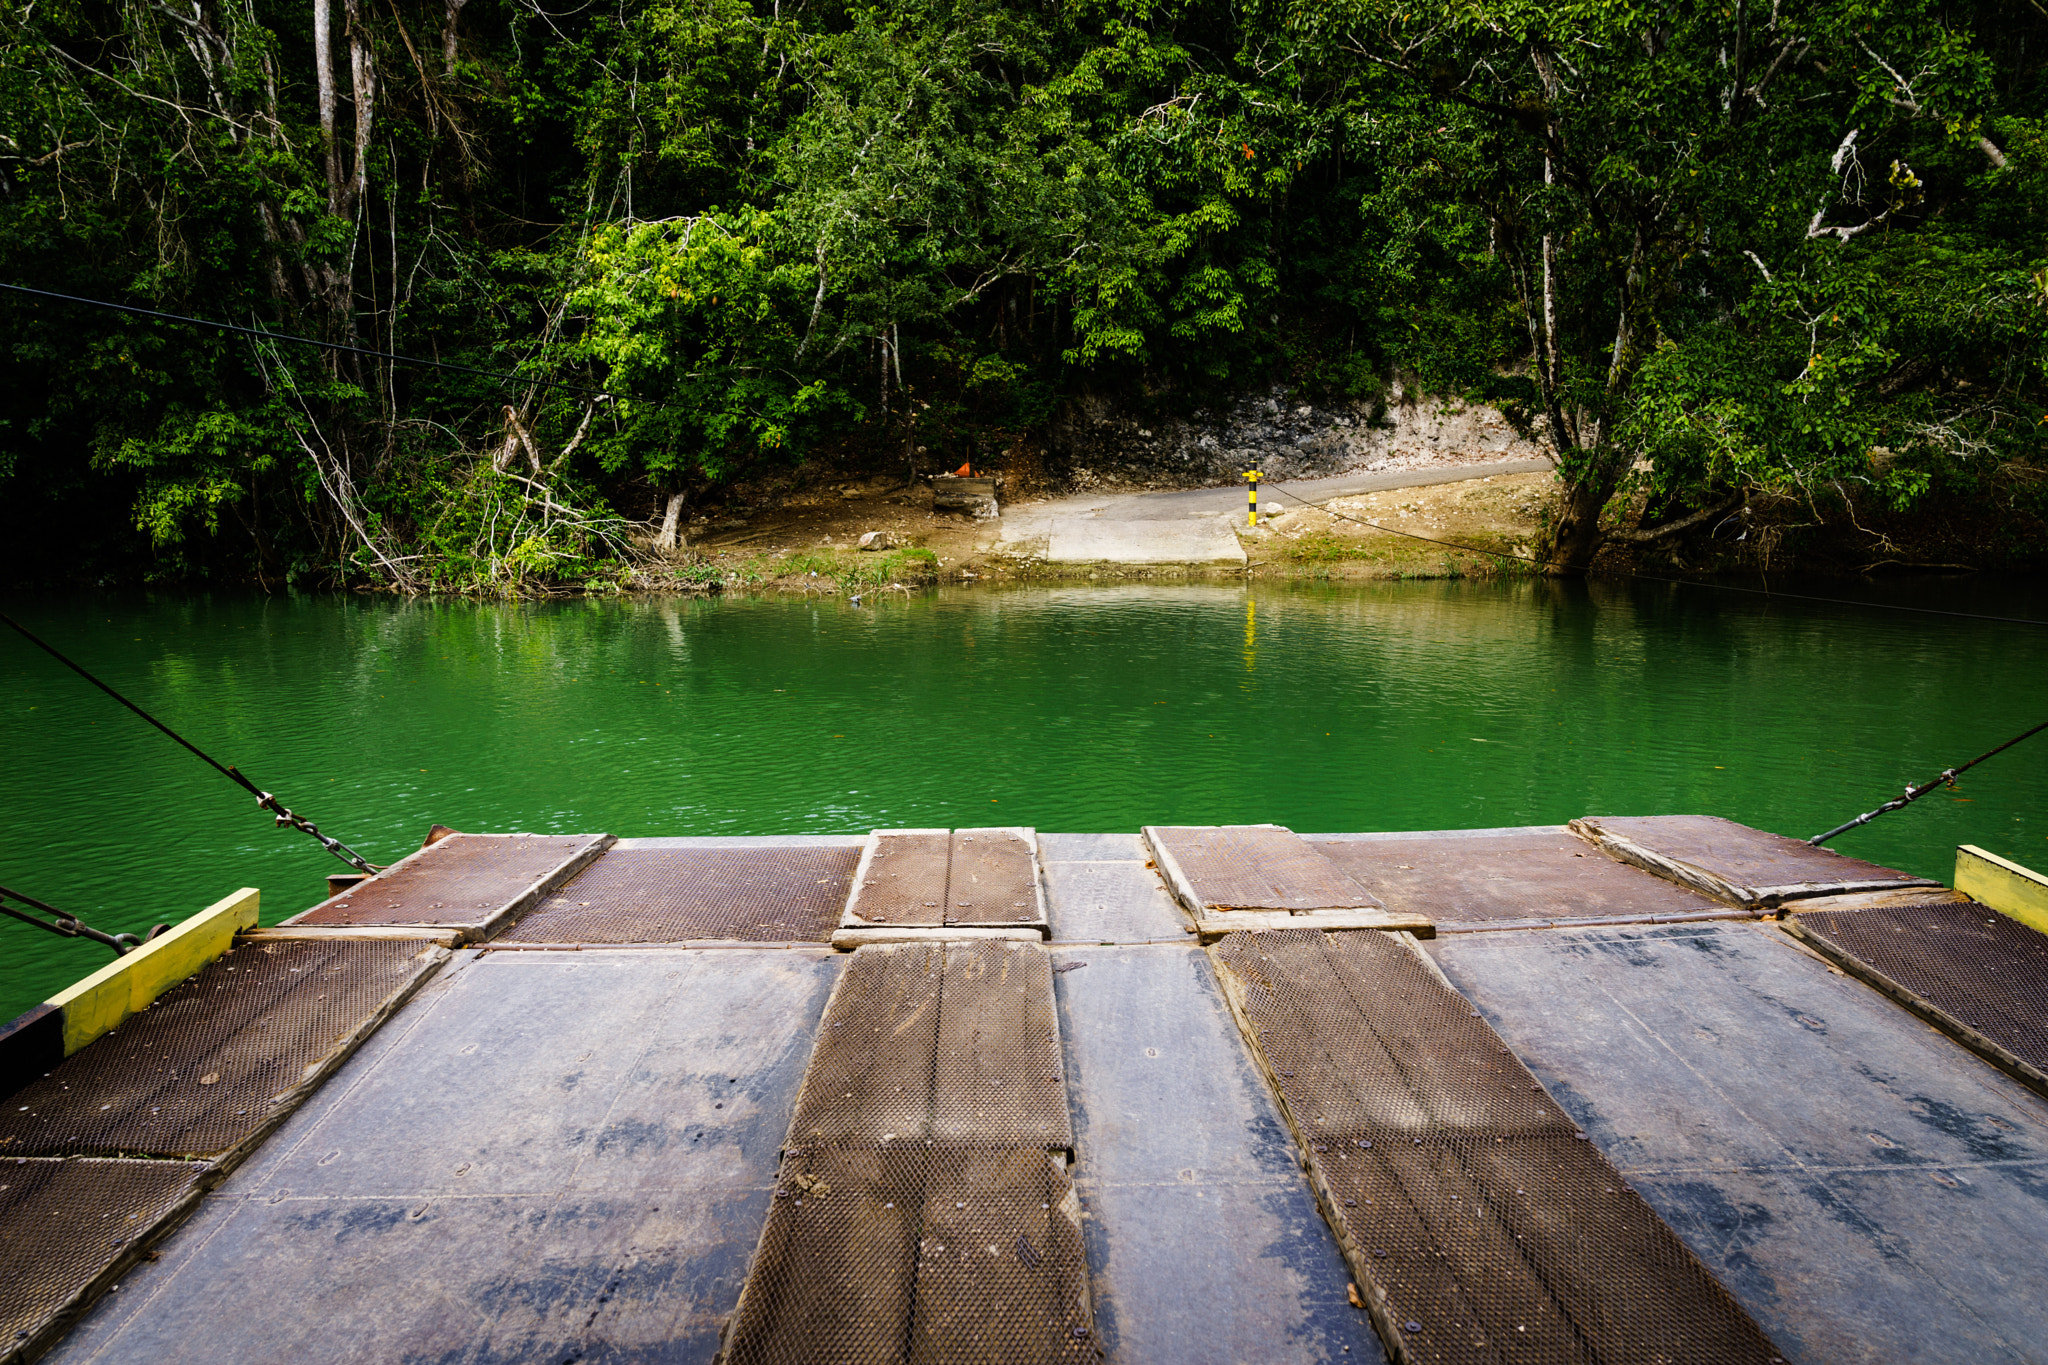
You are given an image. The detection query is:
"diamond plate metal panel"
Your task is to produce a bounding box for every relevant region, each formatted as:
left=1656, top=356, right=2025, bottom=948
left=1148, top=826, right=1382, bottom=912
left=1792, top=899, right=2048, bottom=1087
left=724, top=939, right=1087, bottom=1364
left=499, top=846, right=858, bottom=943
left=847, top=833, right=954, bottom=927
left=1208, top=928, right=1784, bottom=1365
left=0, top=1158, right=204, bottom=1358
left=290, top=833, right=608, bottom=931
left=1315, top=831, right=1725, bottom=928
left=0, top=938, right=442, bottom=1161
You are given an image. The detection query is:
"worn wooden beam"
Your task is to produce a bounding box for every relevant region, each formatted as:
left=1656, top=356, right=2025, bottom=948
left=1568, top=818, right=1940, bottom=906
left=830, top=925, right=1046, bottom=951
left=1193, top=910, right=1434, bottom=944
left=1567, top=820, right=1756, bottom=905
left=1956, top=845, right=2048, bottom=935
left=44, top=888, right=260, bottom=1057
left=244, top=925, right=463, bottom=947
left=1771, top=886, right=1967, bottom=913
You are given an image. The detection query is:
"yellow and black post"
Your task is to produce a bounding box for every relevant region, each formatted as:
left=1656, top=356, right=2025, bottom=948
left=1243, top=469, right=1263, bottom=526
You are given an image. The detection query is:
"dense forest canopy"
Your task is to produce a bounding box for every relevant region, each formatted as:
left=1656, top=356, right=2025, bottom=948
left=2, top=0, right=2043, bottom=585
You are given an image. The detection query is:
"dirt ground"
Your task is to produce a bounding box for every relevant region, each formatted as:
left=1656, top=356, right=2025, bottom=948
left=1248, top=471, right=1553, bottom=577
left=655, top=469, right=1556, bottom=593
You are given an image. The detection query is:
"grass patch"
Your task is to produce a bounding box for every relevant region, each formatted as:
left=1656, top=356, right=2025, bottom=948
left=1284, top=530, right=1368, bottom=564
left=766, top=546, right=940, bottom=590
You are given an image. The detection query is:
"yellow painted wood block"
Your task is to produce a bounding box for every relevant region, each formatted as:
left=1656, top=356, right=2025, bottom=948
left=46, top=887, right=260, bottom=1056
left=1956, top=846, right=2048, bottom=936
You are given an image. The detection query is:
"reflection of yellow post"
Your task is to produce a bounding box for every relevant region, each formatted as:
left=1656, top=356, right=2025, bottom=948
left=1243, top=469, right=1263, bottom=525
left=1243, top=596, right=1257, bottom=672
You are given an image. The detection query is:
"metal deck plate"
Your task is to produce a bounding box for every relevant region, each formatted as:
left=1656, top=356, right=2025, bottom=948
left=1428, top=921, right=2048, bottom=1365
left=1209, top=928, right=1783, bottom=1365
left=727, top=1147, right=1091, bottom=1365
left=1041, top=860, right=1186, bottom=943
left=1314, top=830, right=1727, bottom=928
left=1792, top=899, right=2048, bottom=1085
left=290, top=832, right=607, bottom=930
left=1147, top=826, right=1382, bottom=912
left=846, top=830, right=1045, bottom=929
left=849, top=832, right=955, bottom=926
left=946, top=829, right=1043, bottom=926
left=1056, top=945, right=1387, bottom=1364
left=0, top=938, right=443, bottom=1161
left=499, top=845, right=860, bottom=943
left=42, top=948, right=839, bottom=1365
left=726, top=940, right=1086, bottom=1363
left=1, top=1158, right=203, bottom=1358
left=1575, top=815, right=1933, bottom=899
left=788, top=941, right=1071, bottom=1151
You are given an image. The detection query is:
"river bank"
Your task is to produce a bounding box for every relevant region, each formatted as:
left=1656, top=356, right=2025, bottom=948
left=630, top=463, right=1558, bottom=597
left=622, top=458, right=2048, bottom=599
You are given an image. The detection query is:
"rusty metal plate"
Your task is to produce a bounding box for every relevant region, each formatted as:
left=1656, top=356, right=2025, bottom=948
left=1578, top=815, right=1932, bottom=898
left=498, top=846, right=858, bottom=943
left=726, top=936, right=1087, bottom=1364
left=0, top=938, right=440, bottom=1161
left=848, top=833, right=954, bottom=927
left=945, top=829, right=1043, bottom=926
left=932, top=939, right=1068, bottom=1148
left=723, top=1148, right=1091, bottom=1365
left=291, top=832, right=607, bottom=928
left=1794, top=900, right=2048, bottom=1078
left=793, top=942, right=945, bottom=1148
left=1315, top=832, right=1725, bottom=928
left=0, top=1157, right=203, bottom=1354
left=789, top=941, right=1069, bottom=1152
left=1148, top=826, right=1382, bottom=912
left=1209, top=928, right=1784, bottom=1364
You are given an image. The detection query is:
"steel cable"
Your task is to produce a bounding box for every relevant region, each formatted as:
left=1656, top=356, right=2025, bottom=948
left=2, top=611, right=382, bottom=875
left=1807, top=718, right=2048, bottom=846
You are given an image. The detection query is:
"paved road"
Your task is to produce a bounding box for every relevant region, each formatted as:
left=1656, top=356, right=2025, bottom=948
left=995, top=456, right=1552, bottom=563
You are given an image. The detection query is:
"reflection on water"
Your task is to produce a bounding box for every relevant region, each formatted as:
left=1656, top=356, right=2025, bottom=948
left=3, top=578, right=2044, bottom=1016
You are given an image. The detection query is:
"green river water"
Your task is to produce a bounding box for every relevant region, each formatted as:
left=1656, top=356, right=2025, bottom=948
left=4, top=578, right=2045, bottom=1021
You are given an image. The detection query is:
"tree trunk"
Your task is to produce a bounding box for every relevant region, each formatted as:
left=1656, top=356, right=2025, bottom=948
left=315, top=0, right=341, bottom=214
left=655, top=491, right=686, bottom=550
left=1541, top=227, right=1647, bottom=575
left=1545, top=455, right=1628, bottom=573
left=442, top=0, right=469, bottom=76
left=346, top=0, right=376, bottom=217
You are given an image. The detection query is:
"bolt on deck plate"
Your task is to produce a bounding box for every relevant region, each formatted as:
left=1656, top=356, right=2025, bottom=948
left=1146, top=825, right=1383, bottom=912
left=723, top=940, right=1087, bottom=1363
left=843, top=830, right=1046, bottom=930
left=1207, top=927, right=1785, bottom=1365
left=1315, top=830, right=1727, bottom=929
left=0, top=1157, right=205, bottom=1360
left=0, top=937, right=445, bottom=1162
left=1573, top=814, right=1937, bottom=904
left=288, top=832, right=610, bottom=935
left=498, top=845, right=860, bottom=943
left=1788, top=898, right=2048, bottom=1098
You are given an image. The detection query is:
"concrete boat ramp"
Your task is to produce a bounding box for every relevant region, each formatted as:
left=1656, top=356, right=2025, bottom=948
left=994, top=458, right=1549, bottom=565
left=6, top=818, right=2048, bottom=1364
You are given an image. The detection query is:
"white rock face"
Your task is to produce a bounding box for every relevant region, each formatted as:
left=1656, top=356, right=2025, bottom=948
left=1045, top=382, right=1550, bottom=488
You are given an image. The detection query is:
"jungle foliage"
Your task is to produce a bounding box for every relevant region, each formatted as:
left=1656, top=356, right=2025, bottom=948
left=3, top=0, right=2044, bottom=585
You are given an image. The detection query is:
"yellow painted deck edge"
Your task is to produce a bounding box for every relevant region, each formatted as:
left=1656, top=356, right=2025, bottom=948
left=46, top=887, right=260, bottom=1055
left=1956, top=846, right=2048, bottom=935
